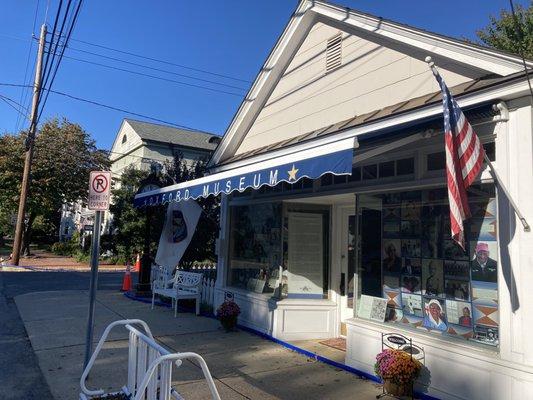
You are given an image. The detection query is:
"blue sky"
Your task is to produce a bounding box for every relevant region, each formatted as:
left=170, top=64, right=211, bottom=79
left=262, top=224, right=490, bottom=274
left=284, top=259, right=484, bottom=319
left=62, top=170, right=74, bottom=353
left=0, top=0, right=528, bottom=150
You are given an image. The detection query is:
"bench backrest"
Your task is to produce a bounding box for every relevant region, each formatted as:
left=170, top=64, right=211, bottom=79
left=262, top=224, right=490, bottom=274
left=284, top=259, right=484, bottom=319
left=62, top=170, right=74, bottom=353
left=174, top=271, right=203, bottom=289
left=150, top=265, right=173, bottom=291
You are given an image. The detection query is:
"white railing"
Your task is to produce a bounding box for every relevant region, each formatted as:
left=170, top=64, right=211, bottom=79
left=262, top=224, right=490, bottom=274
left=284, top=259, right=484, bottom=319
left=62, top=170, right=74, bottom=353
left=80, top=319, right=221, bottom=400
left=201, top=277, right=216, bottom=310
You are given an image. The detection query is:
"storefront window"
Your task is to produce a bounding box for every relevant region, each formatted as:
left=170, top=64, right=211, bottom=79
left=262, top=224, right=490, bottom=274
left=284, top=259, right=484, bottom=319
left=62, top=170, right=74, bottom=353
left=228, top=202, right=282, bottom=294
left=356, top=185, right=499, bottom=347
left=282, top=204, right=330, bottom=299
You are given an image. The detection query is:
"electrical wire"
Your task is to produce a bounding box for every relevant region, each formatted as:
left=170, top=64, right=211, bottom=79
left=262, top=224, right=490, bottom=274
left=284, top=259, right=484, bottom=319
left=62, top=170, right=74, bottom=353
left=0, top=94, right=31, bottom=121
left=40, top=0, right=73, bottom=97
left=38, top=0, right=64, bottom=108
left=54, top=53, right=246, bottom=97
left=37, top=0, right=83, bottom=123
left=508, top=0, right=533, bottom=105
left=53, top=44, right=249, bottom=91
left=0, top=82, right=203, bottom=132
left=49, top=32, right=252, bottom=84
left=14, top=0, right=40, bottom=132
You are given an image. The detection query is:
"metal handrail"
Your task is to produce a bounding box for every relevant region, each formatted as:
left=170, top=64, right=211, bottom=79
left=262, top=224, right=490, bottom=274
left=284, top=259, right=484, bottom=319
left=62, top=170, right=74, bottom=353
left=79, top=319, right=154, bottom=397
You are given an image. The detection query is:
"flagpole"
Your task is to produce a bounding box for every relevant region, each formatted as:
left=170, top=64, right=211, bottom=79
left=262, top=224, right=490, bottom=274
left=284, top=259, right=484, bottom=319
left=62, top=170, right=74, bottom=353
left=425, top=56, right=530, bottom=232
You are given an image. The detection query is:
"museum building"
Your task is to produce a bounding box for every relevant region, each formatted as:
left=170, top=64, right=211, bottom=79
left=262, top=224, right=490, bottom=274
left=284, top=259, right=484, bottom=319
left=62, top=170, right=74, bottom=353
left=134, top=1, right=533, bottom=399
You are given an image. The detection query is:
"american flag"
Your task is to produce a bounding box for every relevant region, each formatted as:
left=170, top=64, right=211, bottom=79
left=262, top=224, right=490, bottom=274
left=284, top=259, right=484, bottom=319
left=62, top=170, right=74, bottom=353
left=436, top=74, right=485, bottom=249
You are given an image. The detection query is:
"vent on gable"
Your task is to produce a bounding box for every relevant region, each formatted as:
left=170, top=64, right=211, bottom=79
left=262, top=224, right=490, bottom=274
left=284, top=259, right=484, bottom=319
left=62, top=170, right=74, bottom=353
left=326, top=33, right=342, bottom=73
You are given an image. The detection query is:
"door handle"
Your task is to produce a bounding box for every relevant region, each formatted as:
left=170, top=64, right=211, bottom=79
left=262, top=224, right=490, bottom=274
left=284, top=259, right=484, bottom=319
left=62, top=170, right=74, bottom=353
left=340, top=273, right=345, bottom=296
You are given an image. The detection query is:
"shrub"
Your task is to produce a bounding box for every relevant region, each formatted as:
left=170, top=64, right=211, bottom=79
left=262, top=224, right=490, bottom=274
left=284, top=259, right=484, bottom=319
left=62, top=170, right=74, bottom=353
left=51, top=241, right=74, bottom=256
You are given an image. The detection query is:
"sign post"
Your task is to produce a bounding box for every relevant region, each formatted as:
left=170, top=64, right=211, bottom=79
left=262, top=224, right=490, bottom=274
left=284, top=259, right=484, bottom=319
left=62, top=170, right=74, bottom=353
left=84, top=171, right=111, bottom=370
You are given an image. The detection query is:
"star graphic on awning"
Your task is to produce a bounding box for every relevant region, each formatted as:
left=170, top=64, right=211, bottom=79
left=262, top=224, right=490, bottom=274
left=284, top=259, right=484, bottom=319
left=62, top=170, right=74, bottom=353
left=287, top=164, right=299, bottom=181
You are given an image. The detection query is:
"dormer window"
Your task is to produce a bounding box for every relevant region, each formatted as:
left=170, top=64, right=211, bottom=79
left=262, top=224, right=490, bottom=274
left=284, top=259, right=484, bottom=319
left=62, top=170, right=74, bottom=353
left=122, top=134, right=127, bottom=144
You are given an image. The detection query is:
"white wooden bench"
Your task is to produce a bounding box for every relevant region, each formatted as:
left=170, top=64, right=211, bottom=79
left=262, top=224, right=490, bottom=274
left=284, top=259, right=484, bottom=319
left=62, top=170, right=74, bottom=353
left=151, top=266, right=203, bottom=317
left=80, top=319, right=221, bottom=400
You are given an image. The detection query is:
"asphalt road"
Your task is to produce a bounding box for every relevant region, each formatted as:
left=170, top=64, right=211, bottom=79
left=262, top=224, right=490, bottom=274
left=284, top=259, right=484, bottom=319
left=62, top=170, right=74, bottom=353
left=0, top=270, right=126, bottom=400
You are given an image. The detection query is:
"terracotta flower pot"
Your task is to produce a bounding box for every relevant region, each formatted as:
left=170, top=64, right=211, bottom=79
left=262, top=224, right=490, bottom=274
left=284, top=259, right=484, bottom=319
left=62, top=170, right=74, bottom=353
left=384, top=379, right=411, bottom=397
left=220, top=316, right=237, bottom=332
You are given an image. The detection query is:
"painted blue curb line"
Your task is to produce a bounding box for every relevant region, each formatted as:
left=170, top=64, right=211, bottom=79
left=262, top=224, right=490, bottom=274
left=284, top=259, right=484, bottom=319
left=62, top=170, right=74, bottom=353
left=123, top=292, right=439, bottom=400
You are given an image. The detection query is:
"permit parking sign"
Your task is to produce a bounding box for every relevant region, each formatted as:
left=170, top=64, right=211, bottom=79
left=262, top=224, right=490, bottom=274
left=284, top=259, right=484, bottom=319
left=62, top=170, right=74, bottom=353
left=88, top=171, right=111, bottom=210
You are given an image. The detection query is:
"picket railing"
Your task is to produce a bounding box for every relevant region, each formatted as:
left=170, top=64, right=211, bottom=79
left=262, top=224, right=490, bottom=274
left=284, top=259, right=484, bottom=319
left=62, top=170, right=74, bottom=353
left=201, top=277, right=216, bottom=309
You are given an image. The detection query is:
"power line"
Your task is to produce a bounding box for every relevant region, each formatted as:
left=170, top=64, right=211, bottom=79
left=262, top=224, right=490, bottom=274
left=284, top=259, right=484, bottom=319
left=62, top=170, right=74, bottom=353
left=0, top=82, right=204, bottom=132
left=47, top=88, right=206, bottom=131
left=55, top=53, right=245, bottom=97
left=38, top=0, right=83, bottom=123
left=55, top=43, right=249, bottom=91
left=49, top=32, right=252, bottom=84
left=39, top=0, right=64, bottom=107
left=0, top=94, right=30, bottom=121
left=508, top=0, right=533, bottom=105
left=40, top=0, right=73, bottom=96
left=14, top=0, right=40, bottom=132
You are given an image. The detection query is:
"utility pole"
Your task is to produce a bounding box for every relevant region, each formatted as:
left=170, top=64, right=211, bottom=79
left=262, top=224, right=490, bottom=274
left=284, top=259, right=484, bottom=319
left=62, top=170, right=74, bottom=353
left=12, top=24, right=47, bottom=265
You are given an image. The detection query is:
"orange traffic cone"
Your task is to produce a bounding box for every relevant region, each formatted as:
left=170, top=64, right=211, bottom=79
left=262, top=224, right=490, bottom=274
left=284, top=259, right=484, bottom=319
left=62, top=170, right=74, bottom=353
left=121, top=263, right=132, bottom=292
left=134, top=254, right=141, bottom=272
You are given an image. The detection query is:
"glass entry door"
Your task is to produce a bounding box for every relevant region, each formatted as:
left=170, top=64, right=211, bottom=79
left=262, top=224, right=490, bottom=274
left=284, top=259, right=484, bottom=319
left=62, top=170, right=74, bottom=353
left=339, top=207, right=356, bottom=335
left=339, top=195, right=383, bottom=335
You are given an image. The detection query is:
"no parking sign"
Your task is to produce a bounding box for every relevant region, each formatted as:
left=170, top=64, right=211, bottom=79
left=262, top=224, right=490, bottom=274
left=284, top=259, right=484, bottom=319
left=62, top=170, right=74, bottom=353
left=88, top=171, right=111, bottom=210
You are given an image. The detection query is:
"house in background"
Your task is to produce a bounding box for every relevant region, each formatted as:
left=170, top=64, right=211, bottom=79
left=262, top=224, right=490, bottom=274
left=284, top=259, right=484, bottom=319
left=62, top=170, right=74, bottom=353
left=110, top=118, right=220, bottom=176
left=59, top=119, right=219, bottom=241
left=134, top=1, right=533, bottom=399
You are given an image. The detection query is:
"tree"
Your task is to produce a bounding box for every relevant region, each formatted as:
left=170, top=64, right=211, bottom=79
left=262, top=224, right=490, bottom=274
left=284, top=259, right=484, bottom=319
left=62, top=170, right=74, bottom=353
left=476, top=2, right=533, bottom=59
left=0, top=118, right=109, bottom=254
left=109, top=153, right=219, bottom=268
left=108, top=167, right=163, bottom=262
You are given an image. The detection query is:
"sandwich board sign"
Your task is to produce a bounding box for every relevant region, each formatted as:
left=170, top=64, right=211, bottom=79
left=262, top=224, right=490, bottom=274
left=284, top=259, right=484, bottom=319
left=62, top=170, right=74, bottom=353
left=88, top=171, right=111, bottom=211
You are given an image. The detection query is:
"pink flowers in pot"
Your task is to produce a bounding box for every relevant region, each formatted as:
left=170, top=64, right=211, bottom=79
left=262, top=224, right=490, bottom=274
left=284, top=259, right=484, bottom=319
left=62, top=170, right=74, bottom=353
left=216, top=300, right=241, bottom=331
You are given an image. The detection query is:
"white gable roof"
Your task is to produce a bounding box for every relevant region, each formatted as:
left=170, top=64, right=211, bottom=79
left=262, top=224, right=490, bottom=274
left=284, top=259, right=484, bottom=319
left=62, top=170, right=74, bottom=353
left=209, top=0, right=531, bottom=166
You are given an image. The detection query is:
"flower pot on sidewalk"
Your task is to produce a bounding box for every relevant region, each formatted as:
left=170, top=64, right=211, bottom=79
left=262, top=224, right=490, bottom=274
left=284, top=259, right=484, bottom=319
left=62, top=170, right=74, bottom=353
left=220, top=315, right=238, bottom=332
left=216, top=300, right=240, bottom=332
left=374, top=349, right=421, bottom=397
left=383, top=379, right=410, bottom=397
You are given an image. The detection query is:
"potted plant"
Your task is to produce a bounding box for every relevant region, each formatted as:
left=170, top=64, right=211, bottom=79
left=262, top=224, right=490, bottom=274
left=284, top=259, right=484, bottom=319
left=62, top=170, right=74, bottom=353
left=374, top=349, right=422, bottom=397
left=216, top=300, right=241, bottom=332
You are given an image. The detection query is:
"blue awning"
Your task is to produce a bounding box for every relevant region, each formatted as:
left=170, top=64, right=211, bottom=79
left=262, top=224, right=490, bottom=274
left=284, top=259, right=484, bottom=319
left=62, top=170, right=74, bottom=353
left=134, top=138, right=355, bottom=207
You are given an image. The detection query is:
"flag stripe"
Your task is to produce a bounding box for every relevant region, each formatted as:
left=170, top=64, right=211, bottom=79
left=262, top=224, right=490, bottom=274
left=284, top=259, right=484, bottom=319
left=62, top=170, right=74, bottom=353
left=436, top=73, right=485, bottom=249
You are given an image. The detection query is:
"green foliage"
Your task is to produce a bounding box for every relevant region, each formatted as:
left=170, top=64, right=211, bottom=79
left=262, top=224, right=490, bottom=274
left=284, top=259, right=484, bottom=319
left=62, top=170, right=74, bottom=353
left=476, top=2, right=533, bottom=58
left=74, top=250, right=90, bottom=263
left=50, top=231, right=81, bottom=256
left=51, top=241, right=74, bottom=256
left=0, top=118, right=109, bottom=249
left=109, top=153, right=219, bottom=267
left=109, top=166, right=167, bottom=263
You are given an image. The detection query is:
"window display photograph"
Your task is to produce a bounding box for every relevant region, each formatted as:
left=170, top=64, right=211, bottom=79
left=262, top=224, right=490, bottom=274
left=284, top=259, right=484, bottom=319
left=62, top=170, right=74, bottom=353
left=382, top=239, right=402, bottom=274
left=422, top=259, right=444, bottom=297
left=353, top=184, right=499, bottom=346
left=423, top=297, right=447, bottom=331
left=446, top=300, right=473, bottom=327
left=401, top=275, right=421, bottom=294
left=470, top=241, right=498, bottom=283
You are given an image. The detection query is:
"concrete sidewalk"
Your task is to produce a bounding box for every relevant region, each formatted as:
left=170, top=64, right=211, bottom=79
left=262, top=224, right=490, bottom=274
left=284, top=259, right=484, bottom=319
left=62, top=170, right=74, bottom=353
left=15, top=290, right=382, bottom=399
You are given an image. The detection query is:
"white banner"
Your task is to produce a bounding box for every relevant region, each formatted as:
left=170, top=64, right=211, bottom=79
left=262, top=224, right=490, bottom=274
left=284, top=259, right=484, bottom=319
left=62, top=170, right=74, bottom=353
left=155, top=200, right=202, bottom=269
